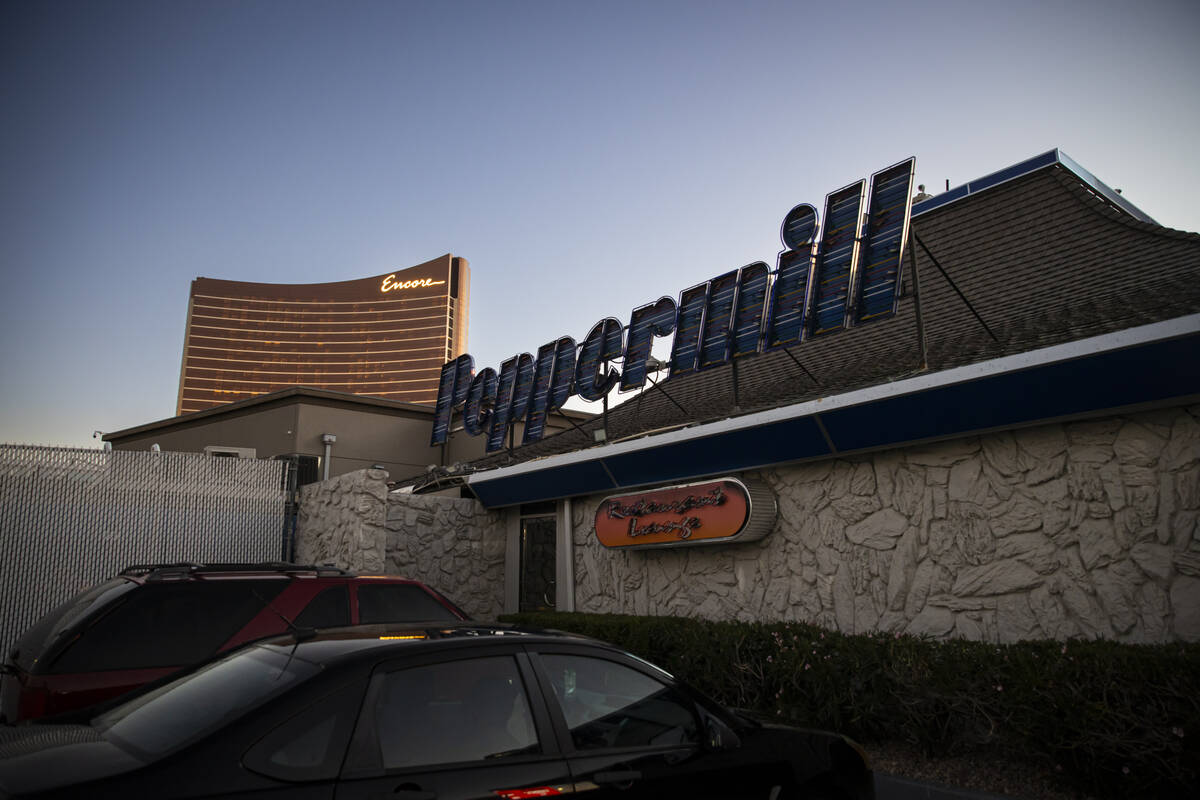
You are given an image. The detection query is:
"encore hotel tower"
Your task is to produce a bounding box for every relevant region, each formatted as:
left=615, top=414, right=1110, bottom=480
left=177, top=254, right=469, bottom=414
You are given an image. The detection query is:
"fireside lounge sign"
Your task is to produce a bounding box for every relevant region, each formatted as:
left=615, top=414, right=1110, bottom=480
left=594, top=478, right=777, bottom=550
left=431, top=158, right=916, bottom=451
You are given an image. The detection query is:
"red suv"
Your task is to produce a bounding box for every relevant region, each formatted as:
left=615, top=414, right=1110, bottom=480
left=0, top=562, right=468, bottom=723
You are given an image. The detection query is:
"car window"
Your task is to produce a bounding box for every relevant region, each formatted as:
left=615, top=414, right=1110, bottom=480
left=50, top=580, right=288, bottom=673
left=357, top=583, right=458, bottom=624
left=540, top=654, right=699, bottom=751
left=243, top=680, right=363, bottom=782
left=10, top=578, right=135, bottom=669
left=294, top=585, right=350, bottom=629
left=96, top=643, right=322, bottom=758
left=347, top=656, right=539, bottom=772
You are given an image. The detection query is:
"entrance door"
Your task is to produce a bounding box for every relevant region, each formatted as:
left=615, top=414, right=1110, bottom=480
left=519, top=508, right=557, bottom=612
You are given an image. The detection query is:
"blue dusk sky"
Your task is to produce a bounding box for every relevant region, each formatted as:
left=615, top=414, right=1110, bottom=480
left=2, top=0, right=1197, bottom=448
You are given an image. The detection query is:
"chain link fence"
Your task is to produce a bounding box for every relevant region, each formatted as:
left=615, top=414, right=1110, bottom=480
left=0, top=445, right=290, bottom=657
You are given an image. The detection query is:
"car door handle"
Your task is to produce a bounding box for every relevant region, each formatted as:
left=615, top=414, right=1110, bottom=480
left=594, top=770, right=641, bottom=785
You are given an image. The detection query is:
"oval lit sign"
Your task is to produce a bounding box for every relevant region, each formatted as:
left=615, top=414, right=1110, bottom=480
left=594, top=477, right=776, bottom=550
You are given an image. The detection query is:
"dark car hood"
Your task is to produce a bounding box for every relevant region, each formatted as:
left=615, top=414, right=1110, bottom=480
left=0, top=724, right=143, bottom=795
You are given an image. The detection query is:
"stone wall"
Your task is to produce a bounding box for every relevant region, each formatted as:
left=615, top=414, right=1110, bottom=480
left=295, top=469, right=507, bottom=620
left=573, top=405, right=1200, bottom=642
left=295, top=468, right=388, bottom=573
left=383, top=491, right=507, bottom=621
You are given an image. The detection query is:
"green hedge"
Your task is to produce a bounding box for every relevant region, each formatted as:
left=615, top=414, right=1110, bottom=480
left=501, top=611, right=1200, bottom=798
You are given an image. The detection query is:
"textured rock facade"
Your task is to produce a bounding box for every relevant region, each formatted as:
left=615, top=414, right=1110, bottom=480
left=295, top=468, right=389, bottom=573
left=573, top=405, right=1200, bottom=642
left=382, top=491, right=507, bottom=621
left=296, top=469, right=507, bottom=620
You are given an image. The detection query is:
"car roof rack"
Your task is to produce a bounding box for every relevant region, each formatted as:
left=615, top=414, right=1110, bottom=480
left=120, top=562, right=354, bottom=581
left=120, top=562, right=204, bottom=578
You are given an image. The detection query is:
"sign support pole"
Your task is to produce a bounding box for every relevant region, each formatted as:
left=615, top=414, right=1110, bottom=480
left=909, top=226, right=928, bottom=371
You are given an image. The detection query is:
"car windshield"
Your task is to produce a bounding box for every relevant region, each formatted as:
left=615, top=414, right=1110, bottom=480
left=94, top=642, right=322, bottom=758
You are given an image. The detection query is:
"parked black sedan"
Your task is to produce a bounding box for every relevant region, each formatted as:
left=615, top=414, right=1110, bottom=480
left=0, top=624, right=873, bottom=799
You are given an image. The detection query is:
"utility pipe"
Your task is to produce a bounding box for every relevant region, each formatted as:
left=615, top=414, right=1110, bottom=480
left=321, top=433, right=337, bottom=480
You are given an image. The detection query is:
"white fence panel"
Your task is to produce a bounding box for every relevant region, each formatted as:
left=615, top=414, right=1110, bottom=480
left=0, top=445, right=289, bottom=657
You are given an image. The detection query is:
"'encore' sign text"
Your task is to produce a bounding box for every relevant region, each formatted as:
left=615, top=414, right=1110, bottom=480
left=431, top=158, right=915, bottom=450
left=381, top=275, right=445, bottom=293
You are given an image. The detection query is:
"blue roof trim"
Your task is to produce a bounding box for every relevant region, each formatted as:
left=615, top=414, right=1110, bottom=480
left=912, top=149, right=1156, bottom=224
left=470, top=417, right=831, bottom=508
left=471, top=459, right=616, bottom=508
left=602, top=415, right=830, bottom=487
left=821, top=334, right=1197, bottom=452
left=468, top=323, right=1200, bottom=508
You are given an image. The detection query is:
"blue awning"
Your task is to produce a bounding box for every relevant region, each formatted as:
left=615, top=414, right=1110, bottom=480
left=467, top=315, right=1200, bottom=508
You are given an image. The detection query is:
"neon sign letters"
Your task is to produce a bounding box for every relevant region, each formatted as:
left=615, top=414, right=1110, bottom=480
left=594, top=478, right=776, bottom=549
left=603, top=485, right=728, bottom=541
left=381, top=275, right=445, bottom=293
left=431, top=158, right=915, bottom=451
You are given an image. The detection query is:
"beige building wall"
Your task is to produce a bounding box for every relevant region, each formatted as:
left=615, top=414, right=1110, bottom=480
left=108, top=388, right=590, bottom=484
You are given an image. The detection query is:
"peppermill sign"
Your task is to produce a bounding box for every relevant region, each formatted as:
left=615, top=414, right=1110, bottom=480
left=594, top=478, right=777, bottom=550
left=431, top=157, right=916, bottom=452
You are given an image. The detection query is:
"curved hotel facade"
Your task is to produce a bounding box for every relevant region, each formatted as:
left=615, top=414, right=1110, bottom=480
left=177, top=254, right=469, bottom=414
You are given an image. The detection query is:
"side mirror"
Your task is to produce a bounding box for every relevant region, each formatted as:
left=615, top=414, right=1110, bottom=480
left=703, top=714, right=742, bottom=752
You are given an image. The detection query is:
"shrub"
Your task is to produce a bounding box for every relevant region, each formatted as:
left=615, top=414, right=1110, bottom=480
left=502, top=611, right=1200, bottom=798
